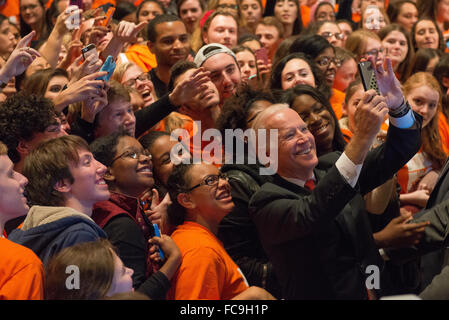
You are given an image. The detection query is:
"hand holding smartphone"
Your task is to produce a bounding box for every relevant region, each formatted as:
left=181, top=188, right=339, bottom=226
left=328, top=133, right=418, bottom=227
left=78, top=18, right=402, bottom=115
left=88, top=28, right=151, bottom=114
left=358, top=60, right=380, bottom=95
left=255, top=47, right=268, bottom=66
left=96, top=55, right=116, bottom=82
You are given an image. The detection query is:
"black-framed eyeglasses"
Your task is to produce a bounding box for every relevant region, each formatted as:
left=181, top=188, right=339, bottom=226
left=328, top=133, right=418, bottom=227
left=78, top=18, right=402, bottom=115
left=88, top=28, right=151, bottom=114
left=110, top=149, right=152, bottom=166
left=186, top=172, right=228, bottom=192
left=320, top=31, right=344, bottom=40
left=315, top=56, right=342, bottom=68
left=123, top=73, right=150, bottom=87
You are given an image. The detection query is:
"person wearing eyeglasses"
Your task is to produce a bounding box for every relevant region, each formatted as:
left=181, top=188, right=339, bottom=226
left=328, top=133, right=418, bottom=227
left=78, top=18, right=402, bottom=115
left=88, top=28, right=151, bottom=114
left=165, top=162, right=276, bottom=300
left=345, top=29, right=386, bottom=68
left=289, top=34, right=344, bottom=119
left=90, top=131, right=183, bottom=300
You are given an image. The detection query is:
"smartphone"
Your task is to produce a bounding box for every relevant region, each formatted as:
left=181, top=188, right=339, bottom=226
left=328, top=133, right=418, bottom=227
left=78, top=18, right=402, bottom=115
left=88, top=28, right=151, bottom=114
left=255, top=47, right=268, bottom=65
left=97, top=55, right=116, bottom=82
left=100, top=6, right=116, bottom=27
left=153, top=224, right=165, bottom=261
left=69, top=0, right=83, bottom=10
left=81, top=43, right=97, bottom=60
left=358, top=60, right=380, bottom=95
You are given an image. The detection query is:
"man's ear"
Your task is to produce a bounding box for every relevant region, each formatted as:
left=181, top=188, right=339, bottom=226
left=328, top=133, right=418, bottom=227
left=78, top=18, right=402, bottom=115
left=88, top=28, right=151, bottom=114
left=103, top=168, right=115, bottom=183
left=53, top=179, right=72, bottom=194
left=16, top=140, right=31, bottom=157
left=177, top=192, right=195, bottom=209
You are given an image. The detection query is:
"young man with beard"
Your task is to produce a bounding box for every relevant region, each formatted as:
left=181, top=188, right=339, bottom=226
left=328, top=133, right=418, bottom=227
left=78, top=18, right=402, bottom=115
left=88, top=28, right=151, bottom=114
left=147, top=14, right=191, bottom=98
left=194, top=43, right=241, bottom=106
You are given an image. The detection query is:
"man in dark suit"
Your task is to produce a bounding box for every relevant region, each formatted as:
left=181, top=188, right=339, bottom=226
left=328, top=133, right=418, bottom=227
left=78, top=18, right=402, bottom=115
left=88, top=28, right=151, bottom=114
left=248, top=61, right=424, bottom=299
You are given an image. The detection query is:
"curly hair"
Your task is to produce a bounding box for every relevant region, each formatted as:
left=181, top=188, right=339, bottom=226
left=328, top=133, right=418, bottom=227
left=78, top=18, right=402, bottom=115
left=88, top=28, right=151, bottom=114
left=89, top=130, right=130, bottom=168
left=0, top=92, right=58, bottom=163
left=216, top=84, right=275, bottom=135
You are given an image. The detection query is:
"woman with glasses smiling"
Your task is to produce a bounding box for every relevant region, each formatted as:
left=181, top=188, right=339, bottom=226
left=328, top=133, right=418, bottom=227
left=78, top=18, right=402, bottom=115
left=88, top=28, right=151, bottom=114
left=165, top=162, right=276, bottom=300
left=90, top=131, right=183, bottom=300
left=345, top=29, right=386, bottom=68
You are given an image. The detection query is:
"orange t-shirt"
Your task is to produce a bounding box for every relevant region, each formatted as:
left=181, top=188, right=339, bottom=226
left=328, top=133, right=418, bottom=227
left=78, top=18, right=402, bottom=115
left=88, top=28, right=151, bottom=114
left=125, top=44, right=158, bottom=73
left=330, top=88, right=345, bottom=120
left=300, top=5, right=311, bottom=27
left=0, top=0, right=19, bottom=23
left=439, top=112, right=449, bottom=154
left=0, top=238, right=44, bottom=300
left=167, top=221, right=249, bottom=300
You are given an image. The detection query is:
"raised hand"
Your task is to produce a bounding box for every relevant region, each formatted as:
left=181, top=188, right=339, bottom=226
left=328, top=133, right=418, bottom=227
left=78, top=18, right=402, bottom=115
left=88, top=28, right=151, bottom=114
left=113, top=20, right=148, bottom=44
left=0, top=31, right=41, bottom=84
left=370, top=56, right=404, bottom=111
left=168, top=67, right=212, bottom=106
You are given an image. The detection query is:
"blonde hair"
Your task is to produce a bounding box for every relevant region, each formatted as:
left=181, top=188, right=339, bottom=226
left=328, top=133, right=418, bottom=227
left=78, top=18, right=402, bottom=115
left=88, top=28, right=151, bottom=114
left=345, top=29, right=381, bottom=61
left=0, top=141, right=7, bottom=155
left=403, top=72, right=446, bottom=169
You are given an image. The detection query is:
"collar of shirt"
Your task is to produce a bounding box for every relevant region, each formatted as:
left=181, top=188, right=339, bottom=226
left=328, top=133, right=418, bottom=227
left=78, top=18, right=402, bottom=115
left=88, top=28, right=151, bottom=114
left=281, top=174, right=315, bottom=188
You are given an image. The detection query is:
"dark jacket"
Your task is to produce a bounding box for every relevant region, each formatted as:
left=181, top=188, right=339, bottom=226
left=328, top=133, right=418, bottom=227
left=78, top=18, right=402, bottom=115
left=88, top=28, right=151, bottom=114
left=93, top=192, right=171, bottom=300
left=248, top=120, right=422, bottom=299
left=70, top=94, right=178, bottom=143
left=218, top=162, right=282, bottom=298
left=8, top=206, right=107, bottom=266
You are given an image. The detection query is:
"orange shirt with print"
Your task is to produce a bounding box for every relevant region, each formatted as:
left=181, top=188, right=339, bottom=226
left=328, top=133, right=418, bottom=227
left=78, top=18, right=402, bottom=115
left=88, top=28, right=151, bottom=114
left=0, top=238, right=44, bottom=300
left=167, top=221, right=248, bottom=300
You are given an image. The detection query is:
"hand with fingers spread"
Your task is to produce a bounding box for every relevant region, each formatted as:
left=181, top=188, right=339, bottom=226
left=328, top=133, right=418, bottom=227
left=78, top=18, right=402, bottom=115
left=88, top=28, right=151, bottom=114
left=374, top=212, right=430, bottom=248
left=53, top=71, right=107, bottom=112
left=0, top=31, right=41, bottom=85
left=369, top=56, right=404, bottom=111
left=169, top=67, right=212, bottom=106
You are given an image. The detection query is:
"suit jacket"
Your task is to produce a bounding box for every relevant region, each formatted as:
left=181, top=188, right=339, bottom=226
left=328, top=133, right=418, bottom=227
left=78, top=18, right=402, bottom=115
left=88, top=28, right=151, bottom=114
left=248, top=120, right=422, bottom=300
left=393, top=158, right=449, bottom=290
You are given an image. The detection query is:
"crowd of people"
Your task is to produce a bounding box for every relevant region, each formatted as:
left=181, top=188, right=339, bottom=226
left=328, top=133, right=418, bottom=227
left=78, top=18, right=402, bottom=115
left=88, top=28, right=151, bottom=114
left=3, top=0, right=449, bottom=300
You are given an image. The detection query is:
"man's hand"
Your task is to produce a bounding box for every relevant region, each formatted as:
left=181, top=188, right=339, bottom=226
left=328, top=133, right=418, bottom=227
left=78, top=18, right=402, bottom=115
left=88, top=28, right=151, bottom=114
left=168, top=68, right=212, bottom=106
left=371, top=56, right=404, bottom=111
left=374, top=212, right=430, bottom=248
left=344, top=89, right=388, bottom=165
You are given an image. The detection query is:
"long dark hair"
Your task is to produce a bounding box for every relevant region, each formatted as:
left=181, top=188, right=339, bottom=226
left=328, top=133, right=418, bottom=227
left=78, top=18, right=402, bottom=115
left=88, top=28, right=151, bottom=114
left=265, top=0, right=303, bottom=36
left=20, top=0, right=49, bottom=42
left=270, top=52, right=330, bottom=99
left=281, top=84, right=346, bottom=155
